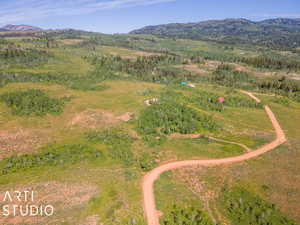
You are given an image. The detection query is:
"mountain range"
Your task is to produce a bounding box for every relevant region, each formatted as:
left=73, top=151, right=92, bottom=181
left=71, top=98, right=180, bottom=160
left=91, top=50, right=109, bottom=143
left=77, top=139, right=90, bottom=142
left=0, top=24, right=42, bottom=32
left=1, top=19, right=300, bottom=49
left=130, top=18, right=300, bottom=49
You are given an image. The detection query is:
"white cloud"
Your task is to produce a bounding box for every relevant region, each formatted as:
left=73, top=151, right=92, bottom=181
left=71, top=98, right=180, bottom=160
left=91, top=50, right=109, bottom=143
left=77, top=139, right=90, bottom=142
left=0, top=0, right=175, bottom=25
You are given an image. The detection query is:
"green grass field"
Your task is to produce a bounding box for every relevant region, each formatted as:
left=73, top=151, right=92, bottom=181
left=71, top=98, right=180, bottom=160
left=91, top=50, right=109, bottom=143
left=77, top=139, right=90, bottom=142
left=0, top=33, right=299, bottom=225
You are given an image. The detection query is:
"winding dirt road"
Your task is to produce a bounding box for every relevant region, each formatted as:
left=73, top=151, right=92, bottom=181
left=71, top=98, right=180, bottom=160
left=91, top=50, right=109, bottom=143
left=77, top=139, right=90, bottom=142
left=142, top=91, right=287, bottom=225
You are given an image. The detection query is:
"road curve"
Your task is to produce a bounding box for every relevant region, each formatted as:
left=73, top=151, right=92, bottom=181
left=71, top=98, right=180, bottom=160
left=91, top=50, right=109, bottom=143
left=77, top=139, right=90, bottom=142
left=142, top=91, right=287, bottom=225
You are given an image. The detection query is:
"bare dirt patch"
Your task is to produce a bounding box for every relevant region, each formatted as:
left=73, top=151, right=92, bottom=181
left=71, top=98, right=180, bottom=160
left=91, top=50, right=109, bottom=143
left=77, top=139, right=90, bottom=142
left=70, top=109, right=133, bottom=128
left=205, top=60, right=222, bottom=70
left=0, top=129, right=50, bottom=159
left=180, top=64, right=208, bottom=74
left=116, top=112, right=134, bottom=122
left=60, top=39, right=84, bottom=45
left=229, top=63, right=248, bottom=72
left=0, top=181, right=98, bottom=225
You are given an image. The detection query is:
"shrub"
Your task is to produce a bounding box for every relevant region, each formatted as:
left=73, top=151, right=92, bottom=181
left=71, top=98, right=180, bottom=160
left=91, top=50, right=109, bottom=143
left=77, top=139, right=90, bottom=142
left=138, top=152, right=158, bottom=171
left=0, top=47, right=51, bottom=66
left=109, top=147, right=135, bottom=167
left=0, top=89, right=68, bottom=116
left=161, top=204, right=214, bottom=225
left=212, top=64, right=255, bottom=88
left=86, top=128, right=134, bottom=146
left=216, top=64, right=235, bottom=71
left=137, top=100, right=217, bottom=136
left=86, top=128, right=135, bottom=166
left=0, top=144, right=104, bottom=175
left=188, top=90, right=262, bottom=112
left=272, top=96, right=290, bottom=106
left=221, top=186, right=297, bottom=225
left=142, top=134, right=167, bottom=147
left=85, top=54, right=193, bottom=84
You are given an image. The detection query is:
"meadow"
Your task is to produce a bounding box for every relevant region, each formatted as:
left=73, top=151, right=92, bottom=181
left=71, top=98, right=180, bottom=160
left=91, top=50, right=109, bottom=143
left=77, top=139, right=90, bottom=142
left=0, top=30, right=299, bottom=225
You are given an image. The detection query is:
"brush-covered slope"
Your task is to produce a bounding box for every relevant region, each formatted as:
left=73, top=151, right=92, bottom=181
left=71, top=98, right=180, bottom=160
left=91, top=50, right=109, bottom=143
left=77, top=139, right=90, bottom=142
left=130, top=18, right=300, bottom=49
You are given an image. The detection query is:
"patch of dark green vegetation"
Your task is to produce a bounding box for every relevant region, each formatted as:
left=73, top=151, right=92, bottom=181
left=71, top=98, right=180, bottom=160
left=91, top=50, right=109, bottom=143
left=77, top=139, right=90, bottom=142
left=242, top=55, right=300, bottom=70
left=161, top=204, right=214, bottom=225
left=0, top=89, right=69, bottom=116
left=86, top=128, right=158, bottom=171
left=0, top=73, right=62, bottom=87
left=141, top=134, right=167, bottom=147
left=190, top=50, right=300, bottom=71
left=0, top=46, right=52, bottom=66
left=221, top=186, right=298, bottom=225
left=137, top=98, right=218, bottom=137
left=256, top=76, right=300, bottom=100
left=0, top=144, right=104, bottom=175
left=211, top=64, right=300, bottom=102
left=86, top=128, right=135, bottom=166
left=138, top=152, right=158, bottom=172
left=188, top=90, right=263, bottom=112
left=271, top=96, right=291, bottom=106
left=130, top=18, right=300, bottom=50
left=0, top=72, right=111, bottom=93
left=212, top=64, right=255, bottom=88
left=86, top=54, right=193, bottom=84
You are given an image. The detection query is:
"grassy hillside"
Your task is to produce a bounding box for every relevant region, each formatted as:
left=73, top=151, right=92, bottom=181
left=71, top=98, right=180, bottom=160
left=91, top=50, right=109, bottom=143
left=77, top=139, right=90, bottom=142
left=130, top=18, right=300, bottom=50
left=0, top=29, right=299, bottom=224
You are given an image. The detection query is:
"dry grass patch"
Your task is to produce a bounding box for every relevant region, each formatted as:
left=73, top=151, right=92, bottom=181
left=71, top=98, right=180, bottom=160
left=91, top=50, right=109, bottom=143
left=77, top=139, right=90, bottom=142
left=0, top=129, right=50, bottom=159
left=60, top=39, right=84, bottom=45
left=205, top=60, right=222, bottom=70
left=0, top=181, right=98, bottom=225
left=70, top=109, right=133, bottom=128
left=178, top=64, right=208, bottom=74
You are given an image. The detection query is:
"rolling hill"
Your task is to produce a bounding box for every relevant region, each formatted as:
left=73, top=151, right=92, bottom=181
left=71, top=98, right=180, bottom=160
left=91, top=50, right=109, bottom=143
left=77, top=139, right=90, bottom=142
left=130, top=18, right=300, bottom=49
left=0, top=24, right=42, bottom=31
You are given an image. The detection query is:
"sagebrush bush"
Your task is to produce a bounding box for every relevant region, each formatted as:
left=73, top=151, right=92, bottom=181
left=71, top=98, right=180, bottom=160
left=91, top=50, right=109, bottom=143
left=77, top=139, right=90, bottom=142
left=138, top=152, right=158, bottom=171
left=137, top=100, right=218, bottom=136
left=86, top=128, right=135, bottom=166
left=162, top=204, right=213, bottom=225
left=1, top=89, right=69, bottom=116
left=0, top=47, right=51, bottom=66
left=0, top=144, right=104, bottom=175
left=221, top=186, right=297, bottom=225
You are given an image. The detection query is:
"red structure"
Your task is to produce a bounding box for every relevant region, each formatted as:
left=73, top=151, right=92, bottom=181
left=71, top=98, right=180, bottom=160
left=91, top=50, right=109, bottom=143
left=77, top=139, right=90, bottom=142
left=218, top=97, right=225, bottom=103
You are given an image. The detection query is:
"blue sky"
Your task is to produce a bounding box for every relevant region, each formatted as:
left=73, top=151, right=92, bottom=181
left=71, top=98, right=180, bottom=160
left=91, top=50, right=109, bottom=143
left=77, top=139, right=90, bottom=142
left=0, top=0, right=299, bottom=33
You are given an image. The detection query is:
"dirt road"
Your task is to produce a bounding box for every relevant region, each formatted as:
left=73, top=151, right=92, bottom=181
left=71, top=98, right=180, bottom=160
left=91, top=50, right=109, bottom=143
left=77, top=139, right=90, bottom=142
left=142, top=91, right=287, bottom=225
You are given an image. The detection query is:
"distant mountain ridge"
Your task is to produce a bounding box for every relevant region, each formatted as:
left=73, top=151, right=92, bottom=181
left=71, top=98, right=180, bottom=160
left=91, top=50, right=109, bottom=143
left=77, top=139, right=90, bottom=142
left=130, top=18, right=300, bottom=49
left=0, top=24, right=42, bottom=31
